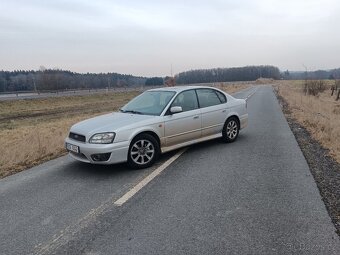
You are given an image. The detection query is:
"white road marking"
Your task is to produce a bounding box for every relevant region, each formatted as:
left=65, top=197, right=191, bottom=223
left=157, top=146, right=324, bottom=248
left=245, top=87, right=258, bottom=101
left=231, top=86, right=257, bottom=101
left=114, top=148, right=187, bottom=206
left=34, top=149, right=186, bottom=254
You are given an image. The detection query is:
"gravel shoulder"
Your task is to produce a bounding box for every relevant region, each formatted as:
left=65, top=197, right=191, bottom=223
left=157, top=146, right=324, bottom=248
left=275, top=90, right=340, bottom=236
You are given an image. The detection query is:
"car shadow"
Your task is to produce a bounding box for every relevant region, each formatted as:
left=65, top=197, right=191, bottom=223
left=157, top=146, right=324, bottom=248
left=62, top=134, right=248, bottom=179
left=185, top=133, right=249, bottom=154
left=63, top=150, right=178, bottom=179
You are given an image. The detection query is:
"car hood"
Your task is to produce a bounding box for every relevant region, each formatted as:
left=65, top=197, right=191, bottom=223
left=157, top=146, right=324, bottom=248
left=70, top=112, right=155, bottom=136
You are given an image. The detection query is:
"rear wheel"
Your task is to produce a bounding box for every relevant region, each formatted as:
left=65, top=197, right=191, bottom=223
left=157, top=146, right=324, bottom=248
left=127, top=134, right=159, bottom=169
left=222, top=117, right=239, bottom=143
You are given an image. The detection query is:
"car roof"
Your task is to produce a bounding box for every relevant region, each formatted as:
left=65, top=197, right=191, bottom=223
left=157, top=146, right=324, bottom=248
left=147, top=85, right=220, bottom=93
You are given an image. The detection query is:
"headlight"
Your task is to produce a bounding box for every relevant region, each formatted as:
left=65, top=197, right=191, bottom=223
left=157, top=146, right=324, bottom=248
left=89, top=132, right=115, bottom=144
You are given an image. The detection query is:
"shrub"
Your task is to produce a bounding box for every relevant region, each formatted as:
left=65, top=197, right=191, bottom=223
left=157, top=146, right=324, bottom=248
left=303, top=80, right=326, bottom=96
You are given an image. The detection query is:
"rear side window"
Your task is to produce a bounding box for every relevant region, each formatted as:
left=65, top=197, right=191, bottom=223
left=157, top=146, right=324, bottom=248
left=215, top=90, right=226, bottom=103
left=196, top=89, right=224, bottom=108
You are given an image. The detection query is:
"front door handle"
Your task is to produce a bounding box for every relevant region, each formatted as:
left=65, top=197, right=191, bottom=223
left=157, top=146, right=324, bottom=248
left=193, top=116, right=199, bottom=119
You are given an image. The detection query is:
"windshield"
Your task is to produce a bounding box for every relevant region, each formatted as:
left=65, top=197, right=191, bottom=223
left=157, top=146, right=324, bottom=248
left=120, top=91, right=176, bottom=116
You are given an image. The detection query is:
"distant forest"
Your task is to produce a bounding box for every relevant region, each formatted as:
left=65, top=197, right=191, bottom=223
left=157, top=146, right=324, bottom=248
left=282, top=68, right=340, bottom=80
left=0, top=69, right=147, bottom=92
left=175, top=65, right=281, bottom=84
left=1, top=65, right=339, bottom=92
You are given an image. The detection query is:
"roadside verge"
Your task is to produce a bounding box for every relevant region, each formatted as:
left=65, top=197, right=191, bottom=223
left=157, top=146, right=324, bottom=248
left=275, top=90, right=340, bottom=236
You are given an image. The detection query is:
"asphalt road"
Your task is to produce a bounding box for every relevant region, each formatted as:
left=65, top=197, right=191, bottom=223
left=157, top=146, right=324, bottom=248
left=0, top=86, right=339, bottom=254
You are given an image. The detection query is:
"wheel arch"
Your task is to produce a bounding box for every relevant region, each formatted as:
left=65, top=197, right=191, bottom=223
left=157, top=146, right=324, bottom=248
left=225, top=113, right=240, bottom=127
left=130, top=130, right=161, bottom=150
left=127, top=130, right=161, bottom=169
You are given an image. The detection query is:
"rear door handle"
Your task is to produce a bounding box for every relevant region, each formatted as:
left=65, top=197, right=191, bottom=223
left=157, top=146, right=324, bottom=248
left=193, top=116, right=199, bottom=119
left=222, top=110, right=226, bottom=113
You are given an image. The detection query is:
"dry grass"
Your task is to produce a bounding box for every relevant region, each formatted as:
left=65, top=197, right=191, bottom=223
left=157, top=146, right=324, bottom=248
left=0, top=85, right=251, bottom=178
left=217, top=82, right=253, bottom=94
left=0, top=91, right=139, bottom=178
left=275, top=80, right=340, bottom=163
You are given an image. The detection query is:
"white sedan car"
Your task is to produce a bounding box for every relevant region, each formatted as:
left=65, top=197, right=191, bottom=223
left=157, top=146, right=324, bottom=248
left=65, top=86, right=248, bottom=169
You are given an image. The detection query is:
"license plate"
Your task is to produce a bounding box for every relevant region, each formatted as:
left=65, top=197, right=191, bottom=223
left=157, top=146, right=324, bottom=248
left=66, top=143, right=79, bottom=153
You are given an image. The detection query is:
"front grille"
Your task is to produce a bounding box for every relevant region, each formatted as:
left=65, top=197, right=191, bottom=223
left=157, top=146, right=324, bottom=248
left=69, top=132, right=86, bottom=143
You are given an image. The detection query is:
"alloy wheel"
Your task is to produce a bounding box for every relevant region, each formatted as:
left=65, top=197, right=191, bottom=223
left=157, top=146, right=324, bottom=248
left=226, top=120, right=238, bottom=140
left=130, top=139, right=155, bottom=165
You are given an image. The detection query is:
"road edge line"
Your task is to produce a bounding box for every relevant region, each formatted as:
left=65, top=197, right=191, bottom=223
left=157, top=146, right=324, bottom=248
left=114, top=148, right=187, bottom=206
left=246, top=87, right=258, bottom=101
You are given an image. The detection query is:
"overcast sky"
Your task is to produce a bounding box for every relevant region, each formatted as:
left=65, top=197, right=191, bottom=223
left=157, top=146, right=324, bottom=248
left=1, top=0, right=339, bottom=76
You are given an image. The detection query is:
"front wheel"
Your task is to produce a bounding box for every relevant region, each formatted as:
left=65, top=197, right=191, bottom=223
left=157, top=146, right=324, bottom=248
left=127, top=134, right=160, bottom=169
left=222, top=117, right=240, bottom=143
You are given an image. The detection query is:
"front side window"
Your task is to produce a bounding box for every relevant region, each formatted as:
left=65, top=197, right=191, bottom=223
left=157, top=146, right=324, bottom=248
left=171, top=90, right=199, bottom=112
left=121, top=91, right=175, bottom=116
left=196, top=89, right=224, bottom=108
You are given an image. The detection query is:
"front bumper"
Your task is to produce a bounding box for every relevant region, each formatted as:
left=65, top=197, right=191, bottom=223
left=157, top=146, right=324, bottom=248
left=65, top=137, right=130, bottom=164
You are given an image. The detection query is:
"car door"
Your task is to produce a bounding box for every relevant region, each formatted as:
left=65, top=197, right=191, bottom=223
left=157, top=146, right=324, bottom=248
left=196, top=88, right=228, bottom=137
left=163, top=90, right=201, bottom=147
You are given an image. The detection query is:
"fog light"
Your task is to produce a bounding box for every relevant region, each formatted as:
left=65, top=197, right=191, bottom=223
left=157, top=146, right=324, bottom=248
left=91, top=153, right=111, bottom=162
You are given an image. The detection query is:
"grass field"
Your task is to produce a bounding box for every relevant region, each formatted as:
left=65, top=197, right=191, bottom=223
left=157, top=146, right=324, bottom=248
left=0, top=83, right=251, bottom=178
left=0, top=91, right=140, bottom=178
left=275, top=80, right=340, bottom=163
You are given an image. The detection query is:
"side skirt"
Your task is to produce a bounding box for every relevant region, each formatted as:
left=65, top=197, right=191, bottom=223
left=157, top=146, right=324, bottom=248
left=161, top=133, right=222, bottom=153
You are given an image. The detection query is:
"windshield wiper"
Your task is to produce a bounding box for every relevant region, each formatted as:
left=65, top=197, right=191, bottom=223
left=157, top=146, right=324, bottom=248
left=120, top=109, right=144, bottom=115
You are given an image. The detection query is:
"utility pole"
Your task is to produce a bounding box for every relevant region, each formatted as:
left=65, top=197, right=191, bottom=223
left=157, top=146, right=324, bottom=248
left=32, top=74, right=37, bottom=92
left=302, top=64, right=308, bottom=76
left=107, top=76, right=111, bottom=91
left=302, top=64, right=308, bottom=95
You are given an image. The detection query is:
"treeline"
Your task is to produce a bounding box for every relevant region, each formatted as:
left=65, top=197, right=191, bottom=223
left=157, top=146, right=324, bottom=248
left=282, top=68, right=340, bottom=80
left=175, top=65, right=281, bottom=84
left=0, top=69, right=147, bottom=92
left=3, top=65, right=339, bottom=92
left=0, top=65, right=282, bottom=92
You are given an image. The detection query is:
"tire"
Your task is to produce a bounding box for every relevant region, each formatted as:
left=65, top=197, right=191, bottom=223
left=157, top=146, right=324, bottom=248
left=127, top=133, right=160, bottom=169
left=222, top=117, right=240, bottom=143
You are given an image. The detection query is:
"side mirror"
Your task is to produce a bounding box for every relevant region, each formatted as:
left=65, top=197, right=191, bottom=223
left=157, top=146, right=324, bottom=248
left=170, top=106, right=183, bottom=114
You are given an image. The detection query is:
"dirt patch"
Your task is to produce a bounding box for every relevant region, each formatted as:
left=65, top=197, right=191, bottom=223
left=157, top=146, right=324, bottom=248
left=276, top=91, right=340, bottom=236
